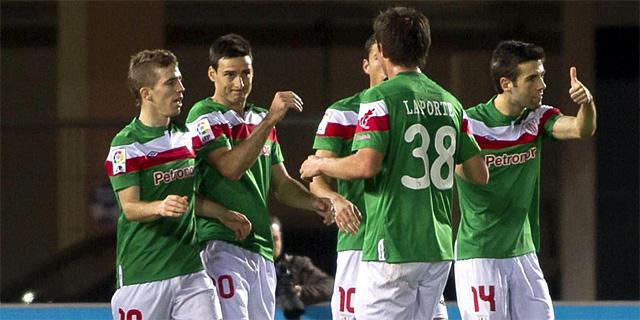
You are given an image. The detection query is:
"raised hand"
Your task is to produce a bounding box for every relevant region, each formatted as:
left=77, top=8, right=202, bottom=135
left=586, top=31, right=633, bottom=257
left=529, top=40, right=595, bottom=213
left=158, top=195, right=189, bottom=217
left=569, top=67, right=593, bottom=105
left=266, top=91, right=303, bottom=124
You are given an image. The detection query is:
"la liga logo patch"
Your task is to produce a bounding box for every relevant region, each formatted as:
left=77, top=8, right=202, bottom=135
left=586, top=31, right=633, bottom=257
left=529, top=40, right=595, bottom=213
left=112, top=148, right=127, bottom=175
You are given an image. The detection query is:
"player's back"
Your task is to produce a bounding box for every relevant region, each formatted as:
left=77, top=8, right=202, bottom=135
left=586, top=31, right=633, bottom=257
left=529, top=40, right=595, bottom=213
left=354, top=71, right=478, bottom=263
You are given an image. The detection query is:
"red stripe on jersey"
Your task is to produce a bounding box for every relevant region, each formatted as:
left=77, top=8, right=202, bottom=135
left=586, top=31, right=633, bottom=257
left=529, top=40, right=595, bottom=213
left=228, top=123, right=278, bottom=143
left=355, top=115, right=390, bottom=133
left=474, top=107, right=561, bottom=150
left=474, top=133, right=537, bottom=150
left=318, top=122, right=356, bottom=140
left=105, top=146, right=195, bottom=176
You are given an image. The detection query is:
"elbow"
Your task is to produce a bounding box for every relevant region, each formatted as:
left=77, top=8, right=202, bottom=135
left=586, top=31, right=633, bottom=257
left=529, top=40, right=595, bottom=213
left=356, top=160, right=380, bottom=179
left=474, top=172, right=490, bottom=186
left=219, top=168, right=243, bottom=181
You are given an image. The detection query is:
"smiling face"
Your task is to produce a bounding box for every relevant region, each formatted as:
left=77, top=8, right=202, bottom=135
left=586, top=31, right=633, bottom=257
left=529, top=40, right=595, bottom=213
left=506, top=59, right=547, bottom=110
left=146, top=65, right=185, bottom=118
left=209, top=55, right=253, bottom=110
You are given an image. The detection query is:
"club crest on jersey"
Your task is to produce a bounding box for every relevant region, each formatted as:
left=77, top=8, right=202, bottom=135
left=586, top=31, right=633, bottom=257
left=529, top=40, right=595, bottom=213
left=146, top=151, right=159, bottom=158
left=261, top=144, right=271, bottom=156
left=196, top=118, right=214, bottom=143
left=359, top=109, right=375, bottom=130
left=112, top=148, right=126, bottom=175
left=316, top=110, right=332, bottom=135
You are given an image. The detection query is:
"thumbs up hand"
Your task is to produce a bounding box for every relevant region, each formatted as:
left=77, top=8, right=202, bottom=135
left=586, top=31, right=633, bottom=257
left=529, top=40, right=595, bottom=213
left=569, top=67, right=593, bottom=105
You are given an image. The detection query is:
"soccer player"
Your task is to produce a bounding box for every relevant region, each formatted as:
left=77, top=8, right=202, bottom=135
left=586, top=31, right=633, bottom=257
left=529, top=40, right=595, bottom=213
left=300, top=7, right=488, bottom=319
left=105, top=49, right=252, bottom=320
left=454, top=40, right=597, bottom=320
left=186, top=33, right=333, bottom=320
left=309, top=34, right=386, bottom=320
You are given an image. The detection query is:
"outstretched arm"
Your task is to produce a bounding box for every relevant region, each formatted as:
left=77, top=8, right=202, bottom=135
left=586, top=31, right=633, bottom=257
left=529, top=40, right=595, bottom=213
left=271, top=163, right=334, bottom=225
left=552, top=67, right=597, bottom=140
left=309, top=150, right=362, bottom=234
left=300, top=148, right=383, bottom=181
left=205, top=91, right=303, bottom=180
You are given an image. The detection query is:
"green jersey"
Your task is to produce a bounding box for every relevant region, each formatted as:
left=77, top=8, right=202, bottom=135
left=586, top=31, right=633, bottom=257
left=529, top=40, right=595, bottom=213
left=313, top=91, right=366, bottom=252
left=105, top=118, right=202, bottom=288
left=455, top=97, right=561, bottom=260
left=352, top=72, right=481, bottom=263
left=186, top=98, right=283, bottom=261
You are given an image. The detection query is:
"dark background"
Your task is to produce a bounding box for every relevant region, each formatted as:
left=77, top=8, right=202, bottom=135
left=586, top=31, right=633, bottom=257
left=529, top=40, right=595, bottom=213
left=1, top=1, right=638, bottom=303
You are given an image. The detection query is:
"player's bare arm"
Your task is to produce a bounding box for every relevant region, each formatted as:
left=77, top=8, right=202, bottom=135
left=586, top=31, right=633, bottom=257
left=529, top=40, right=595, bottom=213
left=205, top=91, right=304, bottom=180
left=309, top=150, right=362, bottom=235
left=270, top=163, right=335, bottom=225
left=195, top=193, right=252, bottom=240
left=117, top=186, right=188, bottom=222
left=455, top=154, right=489, bottom=185
left=300, top=148, right=383, bottom=181
left=551, top=66, right=597, bottom=140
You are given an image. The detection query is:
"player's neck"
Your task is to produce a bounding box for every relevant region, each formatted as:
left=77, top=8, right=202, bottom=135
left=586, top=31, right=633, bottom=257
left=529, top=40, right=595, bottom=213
left=139, top=106, right=170, bottom=128
left=386, top=64, right=419, bottom=78
left=494, top=94, right=525, bottom=117
left=211, top=95, right=246, bottom=116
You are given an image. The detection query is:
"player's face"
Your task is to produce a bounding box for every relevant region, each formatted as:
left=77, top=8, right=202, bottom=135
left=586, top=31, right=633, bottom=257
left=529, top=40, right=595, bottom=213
left=271, top=223, right=282, bottom=259
left=510, top=60, right=546, bottom=110
left=210, top=56, right=253, bottom=109
left=363, top=43, right=387, bottom=87
left=149, top=65, right=185, bottom=118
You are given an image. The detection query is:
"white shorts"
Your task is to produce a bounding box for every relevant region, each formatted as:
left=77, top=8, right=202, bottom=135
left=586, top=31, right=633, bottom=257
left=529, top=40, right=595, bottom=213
left=110, top=270, right=221, bottom=320
left=331, top=250, right=361, bottom=320
left=201, top=240, right=276, bottom=320
left=354, top=260, right=451, bottom=319
left=454, top=252, right=554, bottom=320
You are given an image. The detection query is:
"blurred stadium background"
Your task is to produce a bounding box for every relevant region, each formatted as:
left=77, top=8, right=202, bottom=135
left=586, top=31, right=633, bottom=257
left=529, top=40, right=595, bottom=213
left=1, top=0, right=638, bottom=314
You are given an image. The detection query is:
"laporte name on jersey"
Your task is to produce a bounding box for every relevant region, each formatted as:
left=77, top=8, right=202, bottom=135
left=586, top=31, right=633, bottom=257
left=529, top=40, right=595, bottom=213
left=402, top=99, right=455, bottom=117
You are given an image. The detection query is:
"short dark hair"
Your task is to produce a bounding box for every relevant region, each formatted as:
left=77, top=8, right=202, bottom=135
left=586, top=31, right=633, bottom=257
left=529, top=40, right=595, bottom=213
left=490, top=40, right=545, bottom=93
left=128, top=49, right=178, bottom=107
left=373, top=7, right=431, bottom=68
left=209, top=33, right=252, bottom=70
left=363, top=34, right=376, bottom=60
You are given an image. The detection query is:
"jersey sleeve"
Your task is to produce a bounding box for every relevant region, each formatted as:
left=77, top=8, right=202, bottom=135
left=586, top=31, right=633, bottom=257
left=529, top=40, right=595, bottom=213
left=186, top=111, right=232, bottom=158
left=541, top=106, right=563, bottom=139
left=270, top=128, right=284, bottom=165
left=352, top=91, right=390, bottom=154
left=455, top=109, right=482, bottom=164
left=312, top=108, right=357, bottom=153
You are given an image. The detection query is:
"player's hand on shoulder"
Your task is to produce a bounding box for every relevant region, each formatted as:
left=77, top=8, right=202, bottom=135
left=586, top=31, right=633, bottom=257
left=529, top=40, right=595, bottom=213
left=158, top=195, right=189, bottom=217
left=569, top=67, right=593, bottom=105
left=221, top=210, right=252, bottom=240
left=266, top=91, right=303, bottom=124
left=334, top=197, right=361, bottom=235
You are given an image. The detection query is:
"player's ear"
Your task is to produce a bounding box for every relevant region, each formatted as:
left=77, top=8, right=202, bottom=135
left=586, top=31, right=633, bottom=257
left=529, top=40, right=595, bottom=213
left=208, top=66, right=216, bottom=82
left=140, top=86, right=152, bottom=102
left=362, top=59, right=370, bottom=75
left=500, top=77, right=512, bottom=92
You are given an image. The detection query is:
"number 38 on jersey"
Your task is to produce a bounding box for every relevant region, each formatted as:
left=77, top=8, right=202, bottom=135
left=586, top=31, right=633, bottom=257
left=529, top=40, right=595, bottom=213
left=401, top=124, right=456, bottom=191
